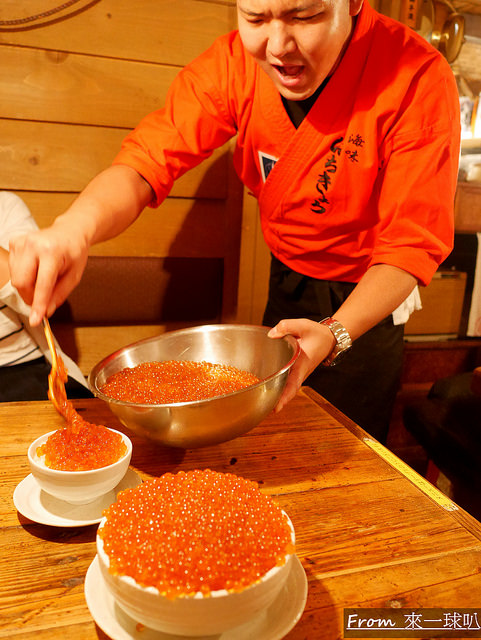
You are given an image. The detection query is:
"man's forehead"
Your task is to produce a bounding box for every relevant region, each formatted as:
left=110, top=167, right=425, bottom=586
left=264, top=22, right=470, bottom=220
left=237, top=0, right=328, bottom=13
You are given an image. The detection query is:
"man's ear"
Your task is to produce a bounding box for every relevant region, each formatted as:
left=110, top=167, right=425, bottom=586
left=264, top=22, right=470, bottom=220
left=349, top=0, right=364, bottom=17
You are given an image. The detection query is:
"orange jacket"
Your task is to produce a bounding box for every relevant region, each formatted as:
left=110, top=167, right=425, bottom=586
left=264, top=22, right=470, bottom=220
left=114, top=1, right=460, bottom=286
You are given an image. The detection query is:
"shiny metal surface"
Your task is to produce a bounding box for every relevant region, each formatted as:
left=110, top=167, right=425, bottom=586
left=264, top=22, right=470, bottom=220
left=88, top=324, right=300, bottom=448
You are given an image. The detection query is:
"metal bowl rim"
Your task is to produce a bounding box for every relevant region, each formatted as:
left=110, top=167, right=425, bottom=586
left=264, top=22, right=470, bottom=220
left=88, top=324, right=300, bottom=409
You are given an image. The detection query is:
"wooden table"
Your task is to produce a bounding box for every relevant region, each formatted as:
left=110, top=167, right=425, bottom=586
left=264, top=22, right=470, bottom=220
left=2, top=388, right=481, bottom=639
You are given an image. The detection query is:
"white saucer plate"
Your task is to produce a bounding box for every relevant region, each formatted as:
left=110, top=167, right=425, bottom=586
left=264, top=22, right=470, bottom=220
left=85, top=553, right=308, bottom=640
left=13, top=467, right=142, bottom=527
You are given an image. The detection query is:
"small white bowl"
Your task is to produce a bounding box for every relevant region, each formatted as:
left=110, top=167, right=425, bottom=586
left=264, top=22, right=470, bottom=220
left=97, top=513, right=295, bottom=636
left=28, top=429, right=132, bottom=505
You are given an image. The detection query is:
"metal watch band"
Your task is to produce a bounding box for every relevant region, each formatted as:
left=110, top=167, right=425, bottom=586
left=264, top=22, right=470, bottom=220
left=319, top=317, right=352, bottom=366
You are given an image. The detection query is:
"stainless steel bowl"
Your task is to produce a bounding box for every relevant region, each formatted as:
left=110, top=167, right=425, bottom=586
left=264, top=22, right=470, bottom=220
left=88, top=324, right=300, bottom=448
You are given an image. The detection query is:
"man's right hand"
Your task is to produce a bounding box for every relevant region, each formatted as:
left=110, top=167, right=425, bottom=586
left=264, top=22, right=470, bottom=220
left=8, top=166, right=155, bottom=326
left=9, top=221, right=89, bottom=326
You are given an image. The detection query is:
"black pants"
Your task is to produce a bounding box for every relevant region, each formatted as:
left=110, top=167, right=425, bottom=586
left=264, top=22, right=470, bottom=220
left=0, top=357, right=93, bottom=402
left=263, top=256, right=405, bottom=443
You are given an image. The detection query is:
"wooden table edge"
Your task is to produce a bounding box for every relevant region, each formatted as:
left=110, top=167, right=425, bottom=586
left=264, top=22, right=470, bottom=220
left=300, top=386, right=481, bottom=540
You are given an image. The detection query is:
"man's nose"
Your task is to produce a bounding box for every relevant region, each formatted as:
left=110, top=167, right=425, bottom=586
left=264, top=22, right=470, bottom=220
left=266, top=21, right=296, bottom=57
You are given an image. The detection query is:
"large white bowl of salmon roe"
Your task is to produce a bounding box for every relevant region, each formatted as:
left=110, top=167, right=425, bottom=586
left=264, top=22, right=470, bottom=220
left=28, top=426, right=132, bottom=505
left=96, top=469, right=295, bottom=635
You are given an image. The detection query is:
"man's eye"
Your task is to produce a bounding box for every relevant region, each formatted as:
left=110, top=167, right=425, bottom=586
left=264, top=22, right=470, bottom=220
left=294, top=12, right=322, bottom=21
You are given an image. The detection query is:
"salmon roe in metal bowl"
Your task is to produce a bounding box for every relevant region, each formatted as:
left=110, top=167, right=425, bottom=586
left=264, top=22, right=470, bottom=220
left=96, top=469, right=296, bottom=635
left=99, top=360, right=261, bottom=405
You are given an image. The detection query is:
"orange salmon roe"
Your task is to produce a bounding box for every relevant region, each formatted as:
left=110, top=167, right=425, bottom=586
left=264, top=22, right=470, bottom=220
left=37, top=422, right=127, bottom=471
left=100, top=360, right=260, bottom=404
left=99, top=469, right=294, bottom=599
left=42, top=339, right=127, bottom=471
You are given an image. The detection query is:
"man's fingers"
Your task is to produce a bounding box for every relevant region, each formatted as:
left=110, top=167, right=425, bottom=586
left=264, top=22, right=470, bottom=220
left=268, top=318, right=314, bottom=340
left=46, top=266, right=85, bottom=318
left=9, top=232, right=60, bottom=318
left=268, top=319, right=295, bottom=339
left=274, top=357, right=308, bottom=412
left=29, top=257, right=62, bottom=325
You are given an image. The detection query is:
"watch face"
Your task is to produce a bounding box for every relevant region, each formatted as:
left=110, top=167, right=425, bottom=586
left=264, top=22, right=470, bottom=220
left=323, top=344, right=350, bottom=366
left=330, top=345, right=351, bottom=365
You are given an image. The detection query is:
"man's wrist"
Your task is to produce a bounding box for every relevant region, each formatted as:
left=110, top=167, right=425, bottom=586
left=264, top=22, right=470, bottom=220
left=319, top=317, right=352, bottom=366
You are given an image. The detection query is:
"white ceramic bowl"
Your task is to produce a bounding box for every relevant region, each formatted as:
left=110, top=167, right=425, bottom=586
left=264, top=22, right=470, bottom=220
left=96, top=513, right=295, bottom=636
left=28, top=429, right=132, bottom=505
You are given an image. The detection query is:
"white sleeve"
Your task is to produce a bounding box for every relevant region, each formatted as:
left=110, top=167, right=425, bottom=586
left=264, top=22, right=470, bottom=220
left=0, top=191, right=39, bottom=250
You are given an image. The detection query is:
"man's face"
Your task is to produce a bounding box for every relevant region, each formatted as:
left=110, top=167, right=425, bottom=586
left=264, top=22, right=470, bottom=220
left=237, top=0, right=363, bottom=101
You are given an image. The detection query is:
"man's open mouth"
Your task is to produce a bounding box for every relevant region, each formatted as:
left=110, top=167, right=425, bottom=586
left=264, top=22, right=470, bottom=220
left=274, top=64, right=304, bottom=78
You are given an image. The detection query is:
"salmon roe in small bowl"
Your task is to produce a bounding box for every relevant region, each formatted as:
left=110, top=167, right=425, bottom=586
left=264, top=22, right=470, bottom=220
left=96, top=469, right=296, bottom=636
left=28, top=426, right=132, bottom=505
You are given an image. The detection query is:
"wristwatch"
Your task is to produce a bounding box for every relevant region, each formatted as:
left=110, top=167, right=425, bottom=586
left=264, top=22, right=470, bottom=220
left=319, top=317, right=352, bottom=366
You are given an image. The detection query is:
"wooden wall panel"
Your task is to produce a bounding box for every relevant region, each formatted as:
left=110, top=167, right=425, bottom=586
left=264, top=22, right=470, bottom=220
left=0, top=0, right=255, bottom=372
left=237, top=193, right=270, bottom=325
left=91, top=201, right=228, bottom=259
left=1, top=119, right=229, bottom=198
left=14, top=191, right=78, bottom=222
left=0, top=0, right=236, bottom=66
left=16, top=191, right=229, bottom=259
left=1, top=45, right=176, bottom=128
left=1, top=118, right=125, bottom=191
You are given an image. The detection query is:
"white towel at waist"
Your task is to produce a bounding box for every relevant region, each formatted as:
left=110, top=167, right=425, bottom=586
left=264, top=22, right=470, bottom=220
left=467, top=232, right=481, bottom=336
left=392, top=286, right=422, bottom=325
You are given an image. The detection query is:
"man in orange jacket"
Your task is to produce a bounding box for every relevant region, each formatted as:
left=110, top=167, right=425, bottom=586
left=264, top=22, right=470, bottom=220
left=9, top=0, right=460, bottom=441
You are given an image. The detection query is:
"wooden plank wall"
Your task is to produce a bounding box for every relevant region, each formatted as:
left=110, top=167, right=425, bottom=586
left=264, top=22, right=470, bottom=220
left=0, top=0, right=249, bottom=374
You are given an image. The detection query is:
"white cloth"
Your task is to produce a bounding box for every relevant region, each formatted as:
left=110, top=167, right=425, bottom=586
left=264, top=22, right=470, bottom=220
left=0, top=192, right=42, bottom=366
left=467, top=232, right=481, bottom=336
left=392, top=286, right=422, bottom=325
left=0, top=191, right=87, bottom=386
left=0, top=280, right=87, bottom=386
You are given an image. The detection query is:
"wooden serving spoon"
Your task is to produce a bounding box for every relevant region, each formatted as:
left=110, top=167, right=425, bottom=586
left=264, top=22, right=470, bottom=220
left=42, top=317, right=68, bottom=418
